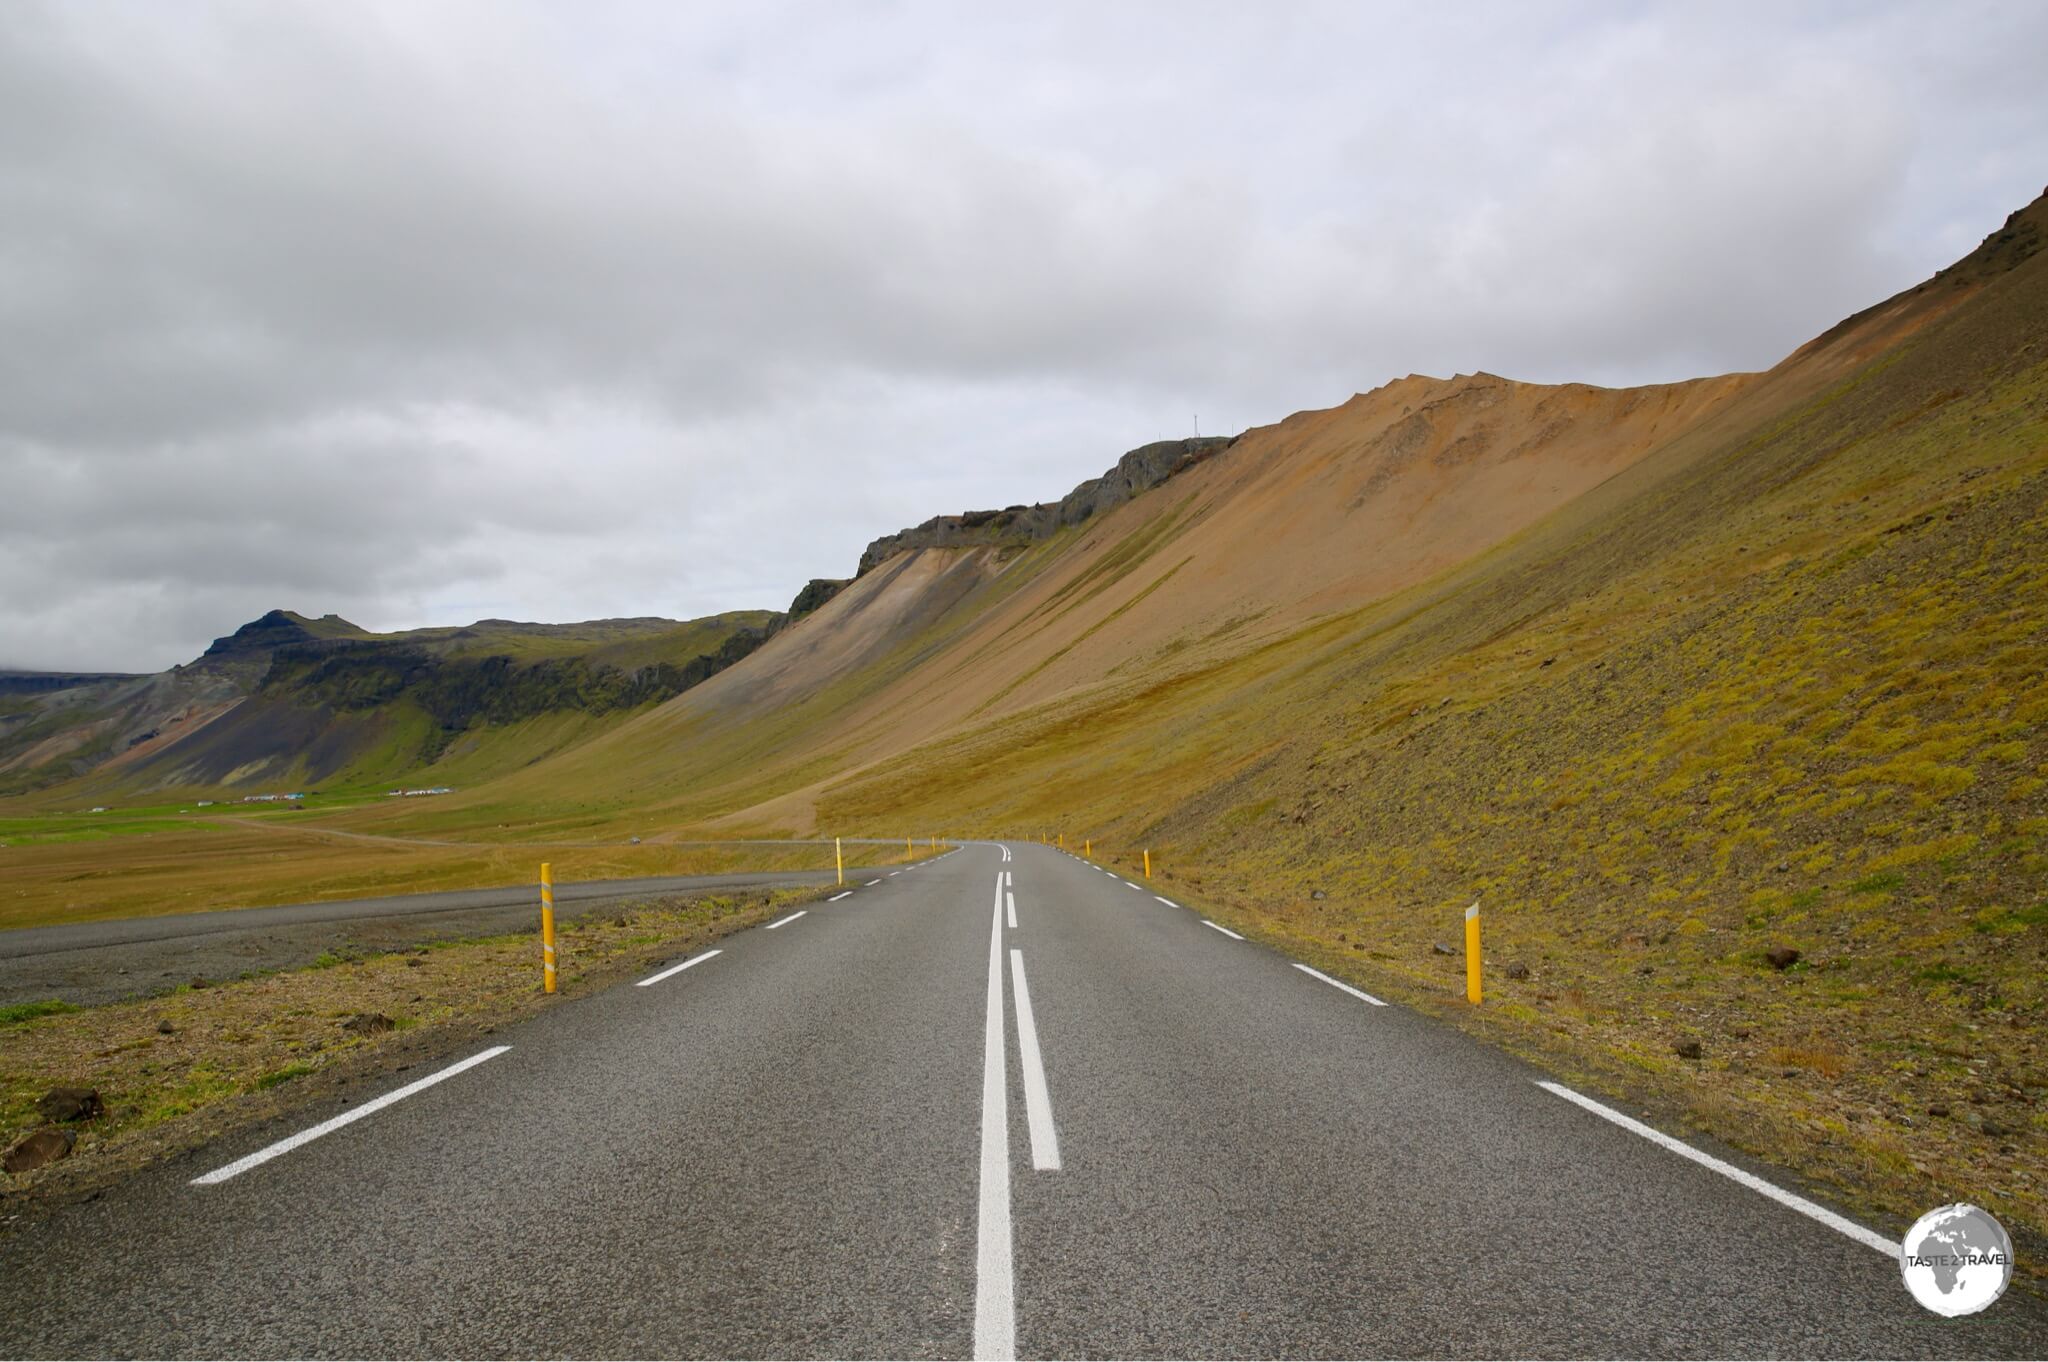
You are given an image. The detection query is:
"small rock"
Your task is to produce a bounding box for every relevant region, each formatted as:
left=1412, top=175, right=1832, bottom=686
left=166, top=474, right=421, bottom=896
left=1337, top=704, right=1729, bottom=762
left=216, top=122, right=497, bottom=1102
left=156, top=1019, right=176, bottom=1035
left=1982, top=1119, right=2010, bottom=1138
left=1674, top=1039, right=1703, bottom=1060
left=405, top=958, right=423, bottom=968
left=1431, top=942, right=1455, bottom=956
left=1929, top=1104, right=1951, bottom=1118
left=188, top=976, right=210, bottom=990
left=3, top=1128, right=75, bottom=1173
left=1504, top=961, right=1530, bottom=981
left=35, top=1087, right=103, bottom=1124
left=1310, top=890, right=1327, bottom=901
left=340, top=1012, right=396, bottom=1036
left=1765, top=947, right=1801, bottom=970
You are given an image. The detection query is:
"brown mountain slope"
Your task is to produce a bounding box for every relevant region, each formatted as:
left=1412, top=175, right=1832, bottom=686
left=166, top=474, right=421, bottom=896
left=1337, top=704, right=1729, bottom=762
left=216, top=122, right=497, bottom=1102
left=434, top=197, right=2046, bottom=837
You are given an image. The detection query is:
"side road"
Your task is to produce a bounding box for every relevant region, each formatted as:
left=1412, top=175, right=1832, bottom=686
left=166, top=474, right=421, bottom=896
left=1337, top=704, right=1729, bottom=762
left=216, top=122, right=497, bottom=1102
left=0, top=870, right=837, bottom=1007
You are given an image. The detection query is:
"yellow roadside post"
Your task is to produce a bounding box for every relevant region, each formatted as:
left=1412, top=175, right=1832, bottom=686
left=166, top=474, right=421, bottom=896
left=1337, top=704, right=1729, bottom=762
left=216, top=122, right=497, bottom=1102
left=907, top=836, right=913, bottom=861
left=1085, top=839, right=1091, bottom=859
left=1143, top=849, right=1151, bottom=879
left=1465, top=901, right=1482, bottom=1005
left=540, top=862, right=558, bottom=995
left=836, top=837, right=844, bottom=886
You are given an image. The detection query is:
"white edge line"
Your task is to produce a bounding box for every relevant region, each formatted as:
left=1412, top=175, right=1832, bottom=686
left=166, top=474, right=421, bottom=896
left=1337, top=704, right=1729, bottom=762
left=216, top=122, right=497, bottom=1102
left=1292, top=962, right=1386, bottom=1006
left=765, top=910, right=806, bottom=930
left=866, top=879, right=881, bottom=887
left=192, top=1045, right=511, bottom=1185
left=635, top=948, right=722, bottom=987
left=1009, top=949, right=1061, bottom=1171
left=1201, top=920, right=1244, bottom=940
left=828, top=891, right=853, bottom=902
left=1006, top=891, right=1017, bottom=931
left=1154, top=895, right=1180, bottom=908
left=1534, top=1080, right=1900, bottom=1256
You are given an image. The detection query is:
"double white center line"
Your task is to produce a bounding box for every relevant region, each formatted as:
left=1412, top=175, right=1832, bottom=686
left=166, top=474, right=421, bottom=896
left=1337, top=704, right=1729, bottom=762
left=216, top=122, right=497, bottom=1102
left=977, top=863, right=1060, bottom=1359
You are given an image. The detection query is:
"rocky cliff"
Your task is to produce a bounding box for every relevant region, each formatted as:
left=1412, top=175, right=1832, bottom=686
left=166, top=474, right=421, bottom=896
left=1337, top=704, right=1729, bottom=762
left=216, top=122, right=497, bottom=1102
left=855, top=436, right=1235, bottom=574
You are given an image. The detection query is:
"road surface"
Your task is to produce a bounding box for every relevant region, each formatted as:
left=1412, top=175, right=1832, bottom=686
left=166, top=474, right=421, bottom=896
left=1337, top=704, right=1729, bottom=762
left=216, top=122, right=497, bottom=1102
left=1, top=842, right=2040, bottom=1357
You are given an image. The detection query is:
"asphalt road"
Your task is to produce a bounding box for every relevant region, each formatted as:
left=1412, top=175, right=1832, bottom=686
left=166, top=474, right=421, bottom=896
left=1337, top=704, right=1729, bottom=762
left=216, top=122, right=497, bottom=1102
left=1, top=842, right=2042, bottom=1357
left=0, top=871, right=836, bottom=1007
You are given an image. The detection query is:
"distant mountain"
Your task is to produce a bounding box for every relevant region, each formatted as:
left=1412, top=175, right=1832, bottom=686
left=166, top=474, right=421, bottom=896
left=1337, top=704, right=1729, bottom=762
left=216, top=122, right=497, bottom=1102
left=0, top=607, right=783, bottom=796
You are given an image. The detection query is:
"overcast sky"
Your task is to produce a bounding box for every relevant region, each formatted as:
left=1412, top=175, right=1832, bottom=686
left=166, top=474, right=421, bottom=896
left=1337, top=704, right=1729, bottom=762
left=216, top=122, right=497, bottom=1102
left=3, top=1, right=2044, bottom=671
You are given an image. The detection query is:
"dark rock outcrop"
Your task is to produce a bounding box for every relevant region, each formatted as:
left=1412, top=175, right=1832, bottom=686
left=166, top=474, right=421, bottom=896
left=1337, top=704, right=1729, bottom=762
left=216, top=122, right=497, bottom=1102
left=856, top=436, right=1236, bottom=575
left=787, top=579, right=849, bottom=619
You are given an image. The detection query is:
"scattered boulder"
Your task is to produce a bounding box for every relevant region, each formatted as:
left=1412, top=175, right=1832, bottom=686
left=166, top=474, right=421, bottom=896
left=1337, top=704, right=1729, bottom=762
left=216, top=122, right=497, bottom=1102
left=340, top=1012, right=396, bottom=1036
left=1674, top=1039, right=1704, bottom=1060
left=405, top=958, right=423, bottom=968
left=1504, top=961, right=1530, bottom=981
left=1431, top=941, right=1456, bottom=957
left=35, top=1087, right=102, bottom=1124
left=156, top=1018, right=176, bottom=1035
left=188, top=976, right=210, bottom=990
left=1765, top=946, right=1801, bottom=971
left=4, top=1127, right=76, bottom=1174
left=1929, top=1104, right=1951, bottom=1118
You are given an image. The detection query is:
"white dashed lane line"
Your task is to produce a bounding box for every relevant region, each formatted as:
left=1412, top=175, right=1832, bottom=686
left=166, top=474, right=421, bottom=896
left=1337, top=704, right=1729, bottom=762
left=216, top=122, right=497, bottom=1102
left=828, top=891, right=853, bottom=902
left=192, top=1046, right=512, bottom=1185
left=637, top=949, right=722, bottom=987
left=1154, top=895, right=1179, bottom=908
left=1201, top=920, right=1243, bottom=940
left=1292, top=962, right=1386, bottom=1006
left=765, top=911, right=806, bottom=930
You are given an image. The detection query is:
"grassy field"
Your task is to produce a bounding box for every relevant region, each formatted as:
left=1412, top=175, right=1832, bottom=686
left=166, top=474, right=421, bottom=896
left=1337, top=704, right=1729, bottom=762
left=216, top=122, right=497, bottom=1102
left=0, top=821, right=930, bottom=932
